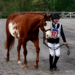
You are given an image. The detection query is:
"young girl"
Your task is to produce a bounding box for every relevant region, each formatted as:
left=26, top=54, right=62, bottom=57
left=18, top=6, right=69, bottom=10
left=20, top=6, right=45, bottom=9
left=47, top=13, right=67, bottom=71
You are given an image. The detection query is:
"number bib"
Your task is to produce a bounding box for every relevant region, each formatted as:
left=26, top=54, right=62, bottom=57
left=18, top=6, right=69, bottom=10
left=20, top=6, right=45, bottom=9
left=51, top=24, right=61, bottom=39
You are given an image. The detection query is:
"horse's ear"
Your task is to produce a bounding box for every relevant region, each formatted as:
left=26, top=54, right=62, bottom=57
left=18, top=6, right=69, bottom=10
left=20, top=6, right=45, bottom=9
left=44, top=14, right=47, bottom=18
left=48, top=14, right=52, bottom=18
left=46, top=14, right=52, bottom=20
left=44, top=14, right=52, bottom=19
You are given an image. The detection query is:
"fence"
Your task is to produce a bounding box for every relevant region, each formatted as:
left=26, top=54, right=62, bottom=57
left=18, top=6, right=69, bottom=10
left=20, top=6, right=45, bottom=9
left=30, top=11, right=75, bottom=18
left=0, top=11, right=75, bottom=18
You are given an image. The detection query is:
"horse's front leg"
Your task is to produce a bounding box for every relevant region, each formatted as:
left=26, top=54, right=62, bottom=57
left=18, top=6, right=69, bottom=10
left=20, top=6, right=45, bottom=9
left=22, top=39, right=28, bottom=68
left=32, top=38, right=40, bottom=68
left=34, top=47, right=40, bottom=68
left=17, top=39, right=22, bottom=65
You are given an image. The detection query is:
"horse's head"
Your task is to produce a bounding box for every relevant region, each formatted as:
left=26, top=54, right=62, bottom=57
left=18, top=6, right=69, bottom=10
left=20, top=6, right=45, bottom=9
left=40, top=14, right=52, bottom=39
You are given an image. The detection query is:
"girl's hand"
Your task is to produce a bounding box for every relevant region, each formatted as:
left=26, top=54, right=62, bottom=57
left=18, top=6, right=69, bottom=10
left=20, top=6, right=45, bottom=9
left=42, top=39, right=45, bottom=42
left=64, top=42, right=67, bottom=45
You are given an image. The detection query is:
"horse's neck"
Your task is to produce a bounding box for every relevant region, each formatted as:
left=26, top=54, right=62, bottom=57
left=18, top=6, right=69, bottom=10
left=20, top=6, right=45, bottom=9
left=28, top=17, right=40, bottom=30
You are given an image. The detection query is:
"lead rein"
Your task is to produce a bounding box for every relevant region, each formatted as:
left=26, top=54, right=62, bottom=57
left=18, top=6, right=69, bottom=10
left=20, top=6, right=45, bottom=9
left=43, top=38, right=70, bottom=55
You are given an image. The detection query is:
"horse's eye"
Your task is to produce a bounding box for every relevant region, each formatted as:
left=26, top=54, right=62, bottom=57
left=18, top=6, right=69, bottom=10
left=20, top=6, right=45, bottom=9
left=44, top=23, right=47, bottom=26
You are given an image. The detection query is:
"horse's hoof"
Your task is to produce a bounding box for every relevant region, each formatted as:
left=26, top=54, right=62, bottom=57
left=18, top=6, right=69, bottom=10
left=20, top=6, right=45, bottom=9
left=18, top=61, right=22, bottom=65
left=34, top=63, right=38, bottom=69
left=24, top=64, right=28, bottom=69
left=34, top=66, right=38, bottom=69
left=6, top=57, right=9, bottom=62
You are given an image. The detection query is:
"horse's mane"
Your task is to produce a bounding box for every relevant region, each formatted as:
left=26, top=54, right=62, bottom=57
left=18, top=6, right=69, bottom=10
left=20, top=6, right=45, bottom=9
left=25, top=12, right=45, bottom=16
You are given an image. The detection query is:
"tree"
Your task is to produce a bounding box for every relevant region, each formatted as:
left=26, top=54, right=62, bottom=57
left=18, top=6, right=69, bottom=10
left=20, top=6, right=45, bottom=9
left=1, top=0, right=75, bottom=18
left=55, top=0, right=74, bottom=11
left=0, top=0, right=4, bottom=11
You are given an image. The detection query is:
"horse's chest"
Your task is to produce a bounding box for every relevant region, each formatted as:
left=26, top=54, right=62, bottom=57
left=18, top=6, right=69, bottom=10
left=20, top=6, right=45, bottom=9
left=9, top=22, right=20, bottom=38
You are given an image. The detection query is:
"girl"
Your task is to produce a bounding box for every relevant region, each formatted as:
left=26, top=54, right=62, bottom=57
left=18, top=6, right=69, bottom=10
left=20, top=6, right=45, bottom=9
left=46, top=13, right=67, bottom=71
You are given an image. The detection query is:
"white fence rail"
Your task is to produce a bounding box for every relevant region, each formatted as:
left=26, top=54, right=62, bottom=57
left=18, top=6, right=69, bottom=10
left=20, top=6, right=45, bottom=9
left=61, top=12, right=75, bottom=18
left=29, top=11, right=75, bottom=18
left=0, top=11, right=75, bottom=18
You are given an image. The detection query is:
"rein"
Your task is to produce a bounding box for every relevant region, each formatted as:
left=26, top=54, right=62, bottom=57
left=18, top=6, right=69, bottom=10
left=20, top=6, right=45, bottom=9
left=42, top=19, right=70, bottom=55
left=43, top=39, right=70, bottom=55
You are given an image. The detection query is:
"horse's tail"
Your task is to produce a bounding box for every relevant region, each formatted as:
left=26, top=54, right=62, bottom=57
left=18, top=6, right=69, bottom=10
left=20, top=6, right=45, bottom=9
left=5, top=18, right=15, bottom=50
left=5, top=35, right=15, bottom=50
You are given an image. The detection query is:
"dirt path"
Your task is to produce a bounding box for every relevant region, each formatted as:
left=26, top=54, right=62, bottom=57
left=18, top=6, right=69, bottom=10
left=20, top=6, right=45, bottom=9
left=0, top=19, right=75, bottom=75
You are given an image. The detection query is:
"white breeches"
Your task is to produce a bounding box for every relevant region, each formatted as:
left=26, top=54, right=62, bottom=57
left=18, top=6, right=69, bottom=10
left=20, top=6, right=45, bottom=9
left=48, top=43, right=60, bottom=57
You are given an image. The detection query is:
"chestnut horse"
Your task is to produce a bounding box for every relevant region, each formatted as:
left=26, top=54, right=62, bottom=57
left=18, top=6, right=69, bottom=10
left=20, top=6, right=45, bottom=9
left=5, top=12, right=52, bottom=68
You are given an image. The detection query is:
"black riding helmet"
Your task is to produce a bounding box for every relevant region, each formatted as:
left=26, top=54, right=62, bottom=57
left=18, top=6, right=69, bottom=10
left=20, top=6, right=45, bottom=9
left=52, top=13, right=60, bottom=20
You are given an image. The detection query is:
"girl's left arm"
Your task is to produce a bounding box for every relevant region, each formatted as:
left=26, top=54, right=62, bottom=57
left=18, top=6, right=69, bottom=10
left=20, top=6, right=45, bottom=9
left=61, top=25, right=67, bottom=45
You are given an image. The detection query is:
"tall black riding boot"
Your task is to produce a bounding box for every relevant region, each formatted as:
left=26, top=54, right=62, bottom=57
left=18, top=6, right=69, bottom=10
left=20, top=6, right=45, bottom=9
left=49, top=55, right=53, bottom=71
left=53, top=56, right=59, bottom=70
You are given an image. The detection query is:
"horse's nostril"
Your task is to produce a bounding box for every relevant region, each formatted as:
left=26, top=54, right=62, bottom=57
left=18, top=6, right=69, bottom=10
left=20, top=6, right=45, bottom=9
left=46, top=35, right=50, bottom=39
left=47, top=35, right=48, bottom=37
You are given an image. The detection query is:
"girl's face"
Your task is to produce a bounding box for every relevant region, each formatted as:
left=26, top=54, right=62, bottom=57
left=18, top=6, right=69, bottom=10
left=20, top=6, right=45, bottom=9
left=53, top=19, right=59, bottom=23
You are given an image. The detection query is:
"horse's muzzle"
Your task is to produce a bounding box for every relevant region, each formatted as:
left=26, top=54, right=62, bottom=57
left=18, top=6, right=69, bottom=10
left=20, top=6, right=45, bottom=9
left=46, top=35, right=51, bottom=39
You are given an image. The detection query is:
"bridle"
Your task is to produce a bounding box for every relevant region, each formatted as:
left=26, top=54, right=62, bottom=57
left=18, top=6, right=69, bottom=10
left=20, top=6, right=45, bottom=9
left=42, top=19, right=70, bottom=55
left=42, top=19, right=51, bottom=40
left=42, top=19, right=51, bottom=32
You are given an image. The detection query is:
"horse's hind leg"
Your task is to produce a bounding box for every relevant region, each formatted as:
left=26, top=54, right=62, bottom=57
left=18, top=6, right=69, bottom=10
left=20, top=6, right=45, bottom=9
left=17, top=39, right=22, bottom=65
left=32, top=38, right=40, bottom=68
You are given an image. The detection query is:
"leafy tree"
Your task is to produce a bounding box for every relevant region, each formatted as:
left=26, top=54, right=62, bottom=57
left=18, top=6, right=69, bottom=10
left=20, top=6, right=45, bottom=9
left=0, top=0, right=4, bottom=11
left=54, top=0, right=74, bottom=11
left=0, top=0, right=75, bottom=18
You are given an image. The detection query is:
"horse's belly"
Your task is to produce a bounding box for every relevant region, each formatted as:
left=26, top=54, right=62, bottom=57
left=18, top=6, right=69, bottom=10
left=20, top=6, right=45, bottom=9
left=8, top=22, right=20, bottom=38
